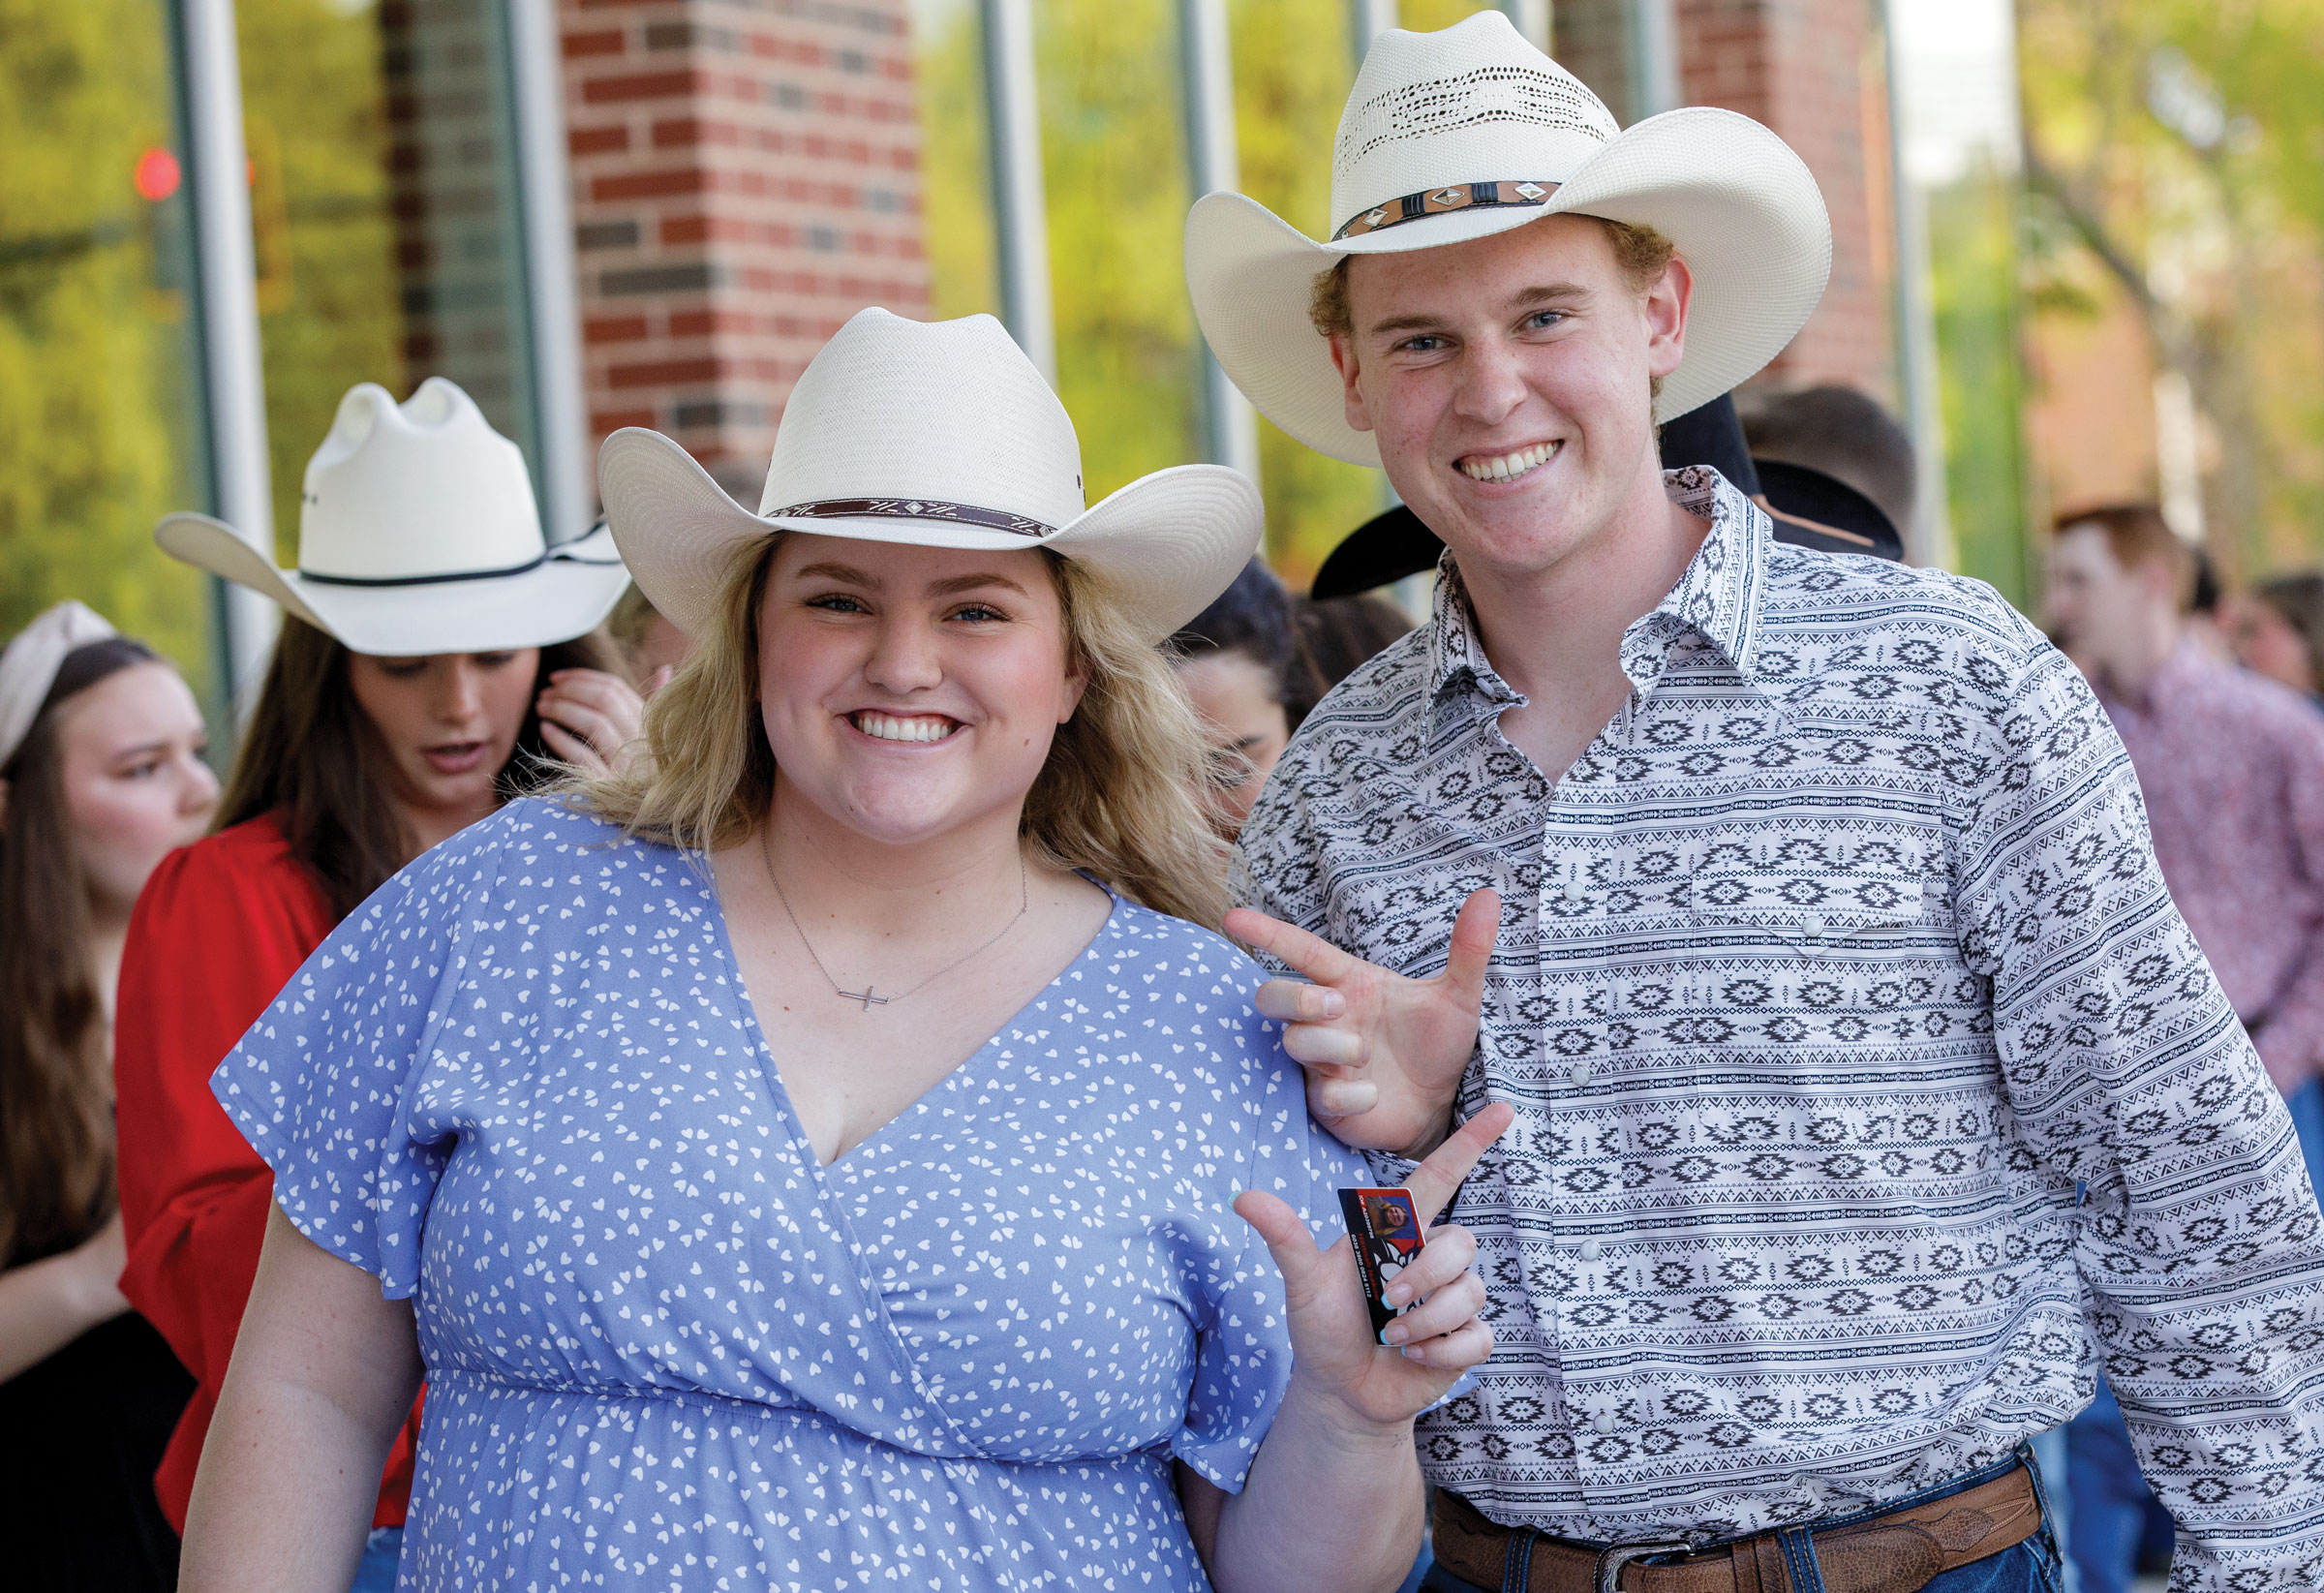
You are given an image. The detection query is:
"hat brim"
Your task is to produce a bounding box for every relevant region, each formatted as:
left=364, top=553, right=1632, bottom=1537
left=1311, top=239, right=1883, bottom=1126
left=1185, top=106, right=1833, bottom=467
left=1755, top=460, right=1902, bottom=561
left=155, top=514, right=630, bottom=656
left=597, top=429, right=1264, bottom=646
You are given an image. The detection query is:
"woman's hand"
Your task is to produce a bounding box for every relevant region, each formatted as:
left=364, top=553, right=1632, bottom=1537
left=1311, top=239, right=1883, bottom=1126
left=535, top=667, right=648, bottom=777
left=1226, top=889, right=1501, bottom=1156
left=0, top=1211, right=131, bottom=1383
left=1235, top=1101, right=1514, bottom=1433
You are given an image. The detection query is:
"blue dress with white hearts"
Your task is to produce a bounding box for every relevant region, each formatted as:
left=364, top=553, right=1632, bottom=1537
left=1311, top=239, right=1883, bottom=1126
left=211, top=798, right=1360, bottom=1591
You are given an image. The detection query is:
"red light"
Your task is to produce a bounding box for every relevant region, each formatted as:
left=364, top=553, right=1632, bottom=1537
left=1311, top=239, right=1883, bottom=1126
left=134, top=147, right=181, bottom=202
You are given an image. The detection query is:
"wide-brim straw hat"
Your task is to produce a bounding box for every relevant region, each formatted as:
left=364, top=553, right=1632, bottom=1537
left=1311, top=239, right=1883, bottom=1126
left=1184, top=9, right=1832, bottom=467
left=598, top=308, right=1263, bottom=646
left=157, top=378, right=628, bottom=656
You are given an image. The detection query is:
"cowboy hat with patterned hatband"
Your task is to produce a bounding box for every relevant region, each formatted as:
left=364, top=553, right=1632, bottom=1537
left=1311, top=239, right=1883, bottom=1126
left=157, top=378, right=629, bottom=656
left=596, top=308, right=1263, bottom=646
left=1184, top=9, right=1832, bottom=467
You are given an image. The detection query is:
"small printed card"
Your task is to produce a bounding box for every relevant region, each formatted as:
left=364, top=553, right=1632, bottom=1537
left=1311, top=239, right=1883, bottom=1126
left=1338, top=1186, right=1427, bottom=1344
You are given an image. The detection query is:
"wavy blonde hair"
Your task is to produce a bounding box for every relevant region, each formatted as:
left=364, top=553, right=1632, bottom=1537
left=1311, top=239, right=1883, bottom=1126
left=571, top=535, right=1231, bottom=929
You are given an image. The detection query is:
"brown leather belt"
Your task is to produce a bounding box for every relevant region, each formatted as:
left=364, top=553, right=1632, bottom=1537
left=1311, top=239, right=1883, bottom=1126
left=1431, top=1465, right=2042, bottom=1593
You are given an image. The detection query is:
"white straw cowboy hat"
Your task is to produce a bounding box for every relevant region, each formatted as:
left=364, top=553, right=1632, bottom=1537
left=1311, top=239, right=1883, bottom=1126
left=156, top=378, right=628, bottom=656
left=1184, top=9, right=1832, bottom=467
left=598, top=308, right=1263, bottom=645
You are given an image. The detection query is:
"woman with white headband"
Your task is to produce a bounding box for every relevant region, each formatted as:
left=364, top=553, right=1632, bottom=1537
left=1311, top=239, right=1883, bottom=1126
left=176, top=310, right=1507, bottom=1593
left=0, top=601, right=218, bottom=1588
left=112, top=379, right=644, bottom=1592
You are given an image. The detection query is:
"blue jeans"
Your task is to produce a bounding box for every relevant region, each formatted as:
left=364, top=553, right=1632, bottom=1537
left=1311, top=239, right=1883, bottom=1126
left=349, top=1526, right=404, bottom=1593
left=1420, top=1449, right=2064, bottom=1593
left=2288, top=1078, right=2324, bottom=1212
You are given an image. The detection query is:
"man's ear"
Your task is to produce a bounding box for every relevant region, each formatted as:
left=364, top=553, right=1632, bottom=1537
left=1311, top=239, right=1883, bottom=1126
left=1329, top=330, right=1375, bottom=435
left=2137, top=553, right=2187, bottom=609
left=1644, top=254, right=1695, bottom=382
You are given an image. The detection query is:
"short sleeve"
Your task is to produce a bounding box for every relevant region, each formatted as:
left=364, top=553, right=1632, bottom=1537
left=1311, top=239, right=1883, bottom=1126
left=208, top=823, right=501, bottom=1297
left=1172, top=988, right=1367, bottom=1492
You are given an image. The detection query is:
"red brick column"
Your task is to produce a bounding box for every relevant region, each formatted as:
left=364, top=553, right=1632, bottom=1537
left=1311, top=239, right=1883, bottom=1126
left=1673, top=0, right=1894, bottom=398
left=558, top=0, right=930, bottom=491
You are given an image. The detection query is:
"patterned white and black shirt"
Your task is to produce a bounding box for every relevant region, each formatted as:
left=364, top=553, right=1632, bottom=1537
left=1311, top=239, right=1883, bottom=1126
left=1234, top=468, right=2324, bottom=1588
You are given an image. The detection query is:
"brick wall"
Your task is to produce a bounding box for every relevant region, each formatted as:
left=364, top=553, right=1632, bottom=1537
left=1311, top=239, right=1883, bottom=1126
left=1554, top=0, right=1897, bottom=406
left=1674, top=0, right=1894, bottom=400
left=558, top=0, right=930, bottom=497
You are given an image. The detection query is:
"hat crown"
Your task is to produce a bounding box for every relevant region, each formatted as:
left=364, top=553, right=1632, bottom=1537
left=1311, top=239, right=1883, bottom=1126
left=1330, top=10, right=1619, bottom=237
left=759, top=310, right=1086, bottom=529
left=298, top=377, right=545, bottom=581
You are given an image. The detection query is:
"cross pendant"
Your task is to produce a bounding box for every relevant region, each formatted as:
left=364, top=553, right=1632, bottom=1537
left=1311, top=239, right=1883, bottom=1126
left=838, top=987, right=889, bottom=1011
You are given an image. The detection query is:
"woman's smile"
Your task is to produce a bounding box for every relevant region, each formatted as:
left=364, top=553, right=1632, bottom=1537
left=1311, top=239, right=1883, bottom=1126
left=847, top=709, right=963, bottom=745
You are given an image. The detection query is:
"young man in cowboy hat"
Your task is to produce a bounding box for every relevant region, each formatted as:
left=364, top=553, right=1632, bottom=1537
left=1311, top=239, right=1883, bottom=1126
left=1194, top=13, right=2324, bottom=1591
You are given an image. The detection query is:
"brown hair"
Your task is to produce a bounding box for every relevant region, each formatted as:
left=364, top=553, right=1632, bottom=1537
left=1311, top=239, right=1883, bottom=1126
left=1307, top=216, right=1678, bottom=341
left=0, top=636, right=163, bottom=1269
left=2253, top=572, right=2324, bottom=677
left=217, top=617, right=620, bottom=922
left=2051, top=504, right=2194, bottom=608
left=572, top=536, right=1232, bottom=929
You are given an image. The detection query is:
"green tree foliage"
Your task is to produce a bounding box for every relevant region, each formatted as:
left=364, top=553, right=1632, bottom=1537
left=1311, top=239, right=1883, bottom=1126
left=236, top=0, right=404, bottom=564
left=0, top=0, right=212, bottom=684
left=2019, top=0, right=2324, bottom=577
left=1930, top=166, right=2034, bottom=606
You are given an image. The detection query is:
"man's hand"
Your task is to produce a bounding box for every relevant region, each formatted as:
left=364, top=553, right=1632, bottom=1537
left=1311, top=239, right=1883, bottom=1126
left=1233, top=1102, right=1514, bottom=1430
left=1225, top=889, right=1501, bottom=1155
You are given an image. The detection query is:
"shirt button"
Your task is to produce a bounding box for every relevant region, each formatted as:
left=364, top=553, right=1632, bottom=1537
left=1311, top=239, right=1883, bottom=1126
left=1563, top=878, right=1585, bottom=903
left=1592, top=1409, right=1618, bottom=1435
left=1802, top=912, right=1826, bottom=938
left=1578, top=1239, right=1603, bottom=1262
left=1570, top=1062, right=1593, bottom=1088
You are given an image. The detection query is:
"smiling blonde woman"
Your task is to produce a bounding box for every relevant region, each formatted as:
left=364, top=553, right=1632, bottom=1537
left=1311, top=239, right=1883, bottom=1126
left=176, top=310, right=1510, bottom=1593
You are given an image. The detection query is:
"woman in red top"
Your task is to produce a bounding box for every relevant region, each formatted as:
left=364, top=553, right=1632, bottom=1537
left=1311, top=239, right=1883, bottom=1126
left=113, top=379, right=642, bottom=1588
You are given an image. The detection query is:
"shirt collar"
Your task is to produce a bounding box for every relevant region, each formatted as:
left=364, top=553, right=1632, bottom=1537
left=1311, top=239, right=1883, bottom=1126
left=1422, top=466, right=1777, bottom=739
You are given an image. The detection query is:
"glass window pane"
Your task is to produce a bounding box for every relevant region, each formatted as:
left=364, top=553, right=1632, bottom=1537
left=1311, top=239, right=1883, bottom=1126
left=913, top=0, right=1001, bottom=322
left=1037, top=0, right=1198, bottom=500
left=237, top=0, right=539, bottom=562
left=0, top=0, right=216, bottom=697
left=1230, top=0, right=1382, bottom=584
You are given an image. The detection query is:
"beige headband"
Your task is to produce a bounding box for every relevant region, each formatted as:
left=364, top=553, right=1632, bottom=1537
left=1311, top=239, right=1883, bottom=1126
left=0, top=600, right=118, bottom=770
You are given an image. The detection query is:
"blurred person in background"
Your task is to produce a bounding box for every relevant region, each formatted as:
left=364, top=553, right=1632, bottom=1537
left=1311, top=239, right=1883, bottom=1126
left=2045, top=502, right=2324, bottom=1593
left=1736, top=383, right=1917, bottom=550
left=1299, top=592, right=1415, bottom=696
left=0, top=601, right=217, bottom=1591
left=2231, top=570, right=2324, bottom=701
left=606, top=582, right=690, bottom=691
left=2185, top=547, right=2231, bottom=661
left=1170, top=557, right=1325, bottom=840
left=113, top=379, right=639, bottom=1593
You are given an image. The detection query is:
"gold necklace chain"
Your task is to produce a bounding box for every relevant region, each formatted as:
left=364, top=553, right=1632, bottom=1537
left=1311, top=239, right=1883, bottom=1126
left=757, top=826, right=1030, bottom=1012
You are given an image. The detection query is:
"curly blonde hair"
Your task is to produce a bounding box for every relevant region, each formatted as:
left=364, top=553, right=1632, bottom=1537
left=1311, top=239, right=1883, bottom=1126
left=570, top=536, right=1231, bottom=929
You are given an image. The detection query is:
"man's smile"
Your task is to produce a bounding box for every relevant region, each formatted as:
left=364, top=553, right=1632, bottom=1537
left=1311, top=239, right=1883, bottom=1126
left=1454, top=441, right=1561, bottom=483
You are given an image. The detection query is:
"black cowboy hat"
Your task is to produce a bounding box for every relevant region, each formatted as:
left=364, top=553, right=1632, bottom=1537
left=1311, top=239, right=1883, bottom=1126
left=1307, top=394, right=1903, bottom=599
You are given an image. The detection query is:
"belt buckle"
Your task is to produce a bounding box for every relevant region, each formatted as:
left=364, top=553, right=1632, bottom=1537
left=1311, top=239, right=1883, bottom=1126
left=1592, top=1539, right=1692, bottom=1593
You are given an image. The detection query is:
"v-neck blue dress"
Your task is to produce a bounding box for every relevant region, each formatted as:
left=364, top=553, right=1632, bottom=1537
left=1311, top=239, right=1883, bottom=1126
left=212, top=798, right=1361, bottom=1591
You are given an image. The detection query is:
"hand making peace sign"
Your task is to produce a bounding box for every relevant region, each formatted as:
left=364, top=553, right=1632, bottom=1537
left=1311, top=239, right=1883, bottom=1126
left=1226, top=888, right=1504, bottom=1157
